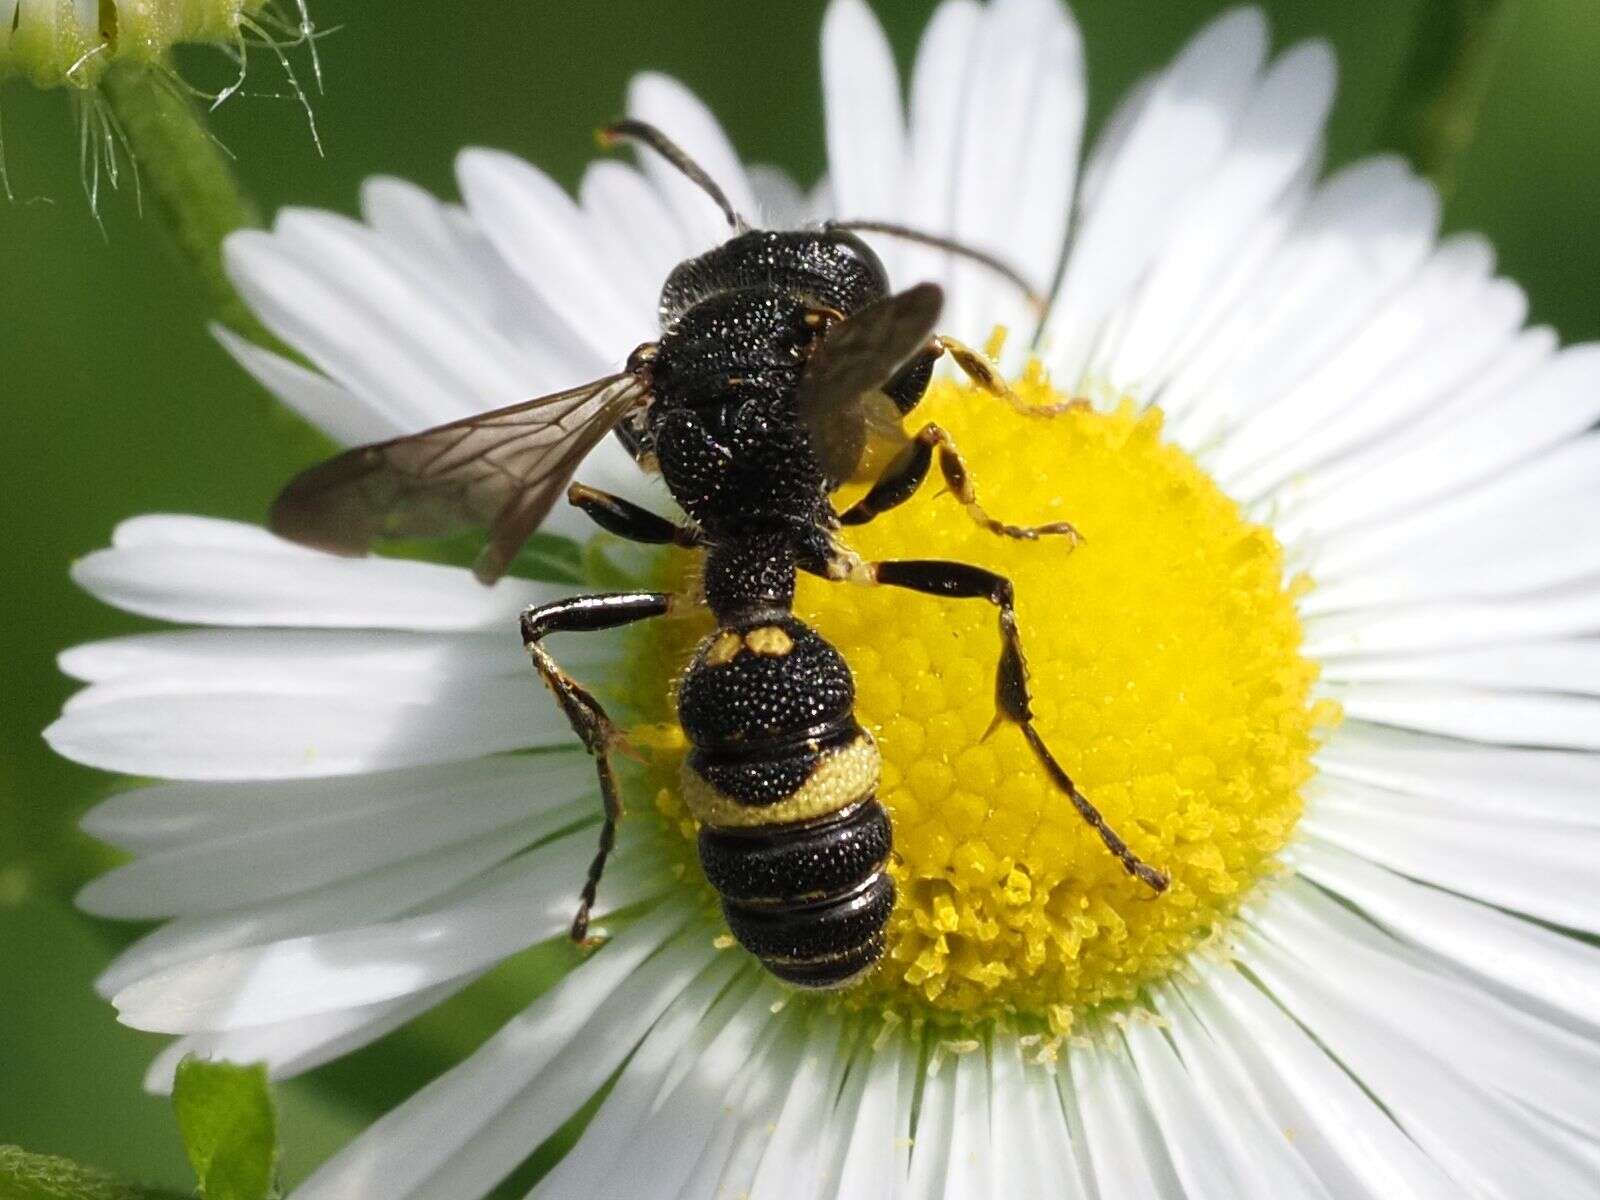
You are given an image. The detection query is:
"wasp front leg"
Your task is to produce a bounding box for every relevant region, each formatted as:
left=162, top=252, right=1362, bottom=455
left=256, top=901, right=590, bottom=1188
left=567, top=483, right=703, bottom=548
left=521, top=591, right=675, bottom=945
left=936, top=336, right=1091, bottom=418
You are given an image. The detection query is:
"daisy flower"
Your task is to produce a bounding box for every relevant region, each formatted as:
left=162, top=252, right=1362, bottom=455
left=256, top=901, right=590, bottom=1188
left=48, top=0, right=1600, bottom=1196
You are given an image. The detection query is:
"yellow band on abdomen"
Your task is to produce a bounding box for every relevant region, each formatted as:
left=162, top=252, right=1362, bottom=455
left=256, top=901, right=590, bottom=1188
left=682, top=733, right=881, bottom=829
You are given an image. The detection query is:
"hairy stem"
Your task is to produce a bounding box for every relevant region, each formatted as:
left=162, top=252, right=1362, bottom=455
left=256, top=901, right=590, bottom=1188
left=98, top=58, right=274, bottom=346
left=1382, top=0, right=1520, bottom=197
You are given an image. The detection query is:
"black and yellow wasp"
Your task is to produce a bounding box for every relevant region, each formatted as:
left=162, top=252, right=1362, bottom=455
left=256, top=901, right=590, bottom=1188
left=270, top=122, right=1167, bottom=989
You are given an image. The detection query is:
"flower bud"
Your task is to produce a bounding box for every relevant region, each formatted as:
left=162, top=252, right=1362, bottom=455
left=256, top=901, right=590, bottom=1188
left=0, top=0, right=281, bottom=89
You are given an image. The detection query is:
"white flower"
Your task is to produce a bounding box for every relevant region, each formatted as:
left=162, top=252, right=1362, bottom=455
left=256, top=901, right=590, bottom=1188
left=48, top=1, right=1600, bottom=1197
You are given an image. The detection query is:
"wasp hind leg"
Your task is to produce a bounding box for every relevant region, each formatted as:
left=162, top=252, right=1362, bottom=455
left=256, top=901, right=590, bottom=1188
left=521, top=592, right=675, bottom=945
left=817, top=552, right=1169, bottom=893
left=838, top=422, right=1081, bottom=544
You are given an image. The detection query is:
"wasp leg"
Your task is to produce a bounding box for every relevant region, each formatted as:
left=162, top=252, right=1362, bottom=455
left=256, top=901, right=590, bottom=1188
left=838, top=423, right=1081, bottom=543
left=521, top=591, right=675, bottom=944
left=567, top=483, right=703, bottom=547
left=818, top=553, right=1168, bottom=893
left=935, top=336, right=1091, bottom=418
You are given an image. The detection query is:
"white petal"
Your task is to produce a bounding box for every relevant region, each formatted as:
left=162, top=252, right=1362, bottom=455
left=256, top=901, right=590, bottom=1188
left=1148, top=984, right=1334, bottom=1198
left=94, top=819, right=540, bottom=998
left=896, top=0, right=982, bottom=298
left=226, top=225, right=498, bottom=433
left=1161, top=157, right=1437, bottom=453
left=580, top=159, right=697, bottom=303
left=745, top=164, right=809, bottom=231
left=1069, top=1037, right=1181, bottom=1200
left=1301, top=426, right=1600, bottom=597
left=1279, top=335, right=1588, bottom=544
left=456, top=148, right=649, bottom=368
left=61, top=627, right=520, bottom=693
left=821, top=0, right=906, bottom=265
left=1304, top=583, right=1600, bottom=659
left=290, top=905, right=703, bottom=1200
left=112, top=831, right=672, bottom=1032
left=111, top=513, right=289, bottom=551
left=530, top=957, right=752, bottom=1200
left=1217, top=245, right=1519, bottom=498
left=1302, top=797, right=1600, bottom=932
left=1296, top=839, right=1600, bottom=1038
left=1120, top=1018, right=1267, bottom=1200
left=1237, top=926, right=1598, bottom=1198
left=214, top=327, right=397, bottom=446
left=943, top=0, right=1084, bottom=349
left=357, top=176, right=571, bottom=373
left=936, top=1043, right=994, bottom=1200
left=804, top=1026, right=882, bottom=1200
left=406, top=936, right=725, bottom=1200
left=1331, top=685, right=1600, bottom=751
left=78, top=768, right=592, bottom=917
left=288, top=208, right=543, bottom=406
left=1302, top=501, right=1600, bottom=612
left=1044, top=8, right=1269, bottom=383
left=1249, top=879, right=1600, bottom=1142
left=144, top=973, right=477, bottom=1094
left=1320, top=641, right=1600, bottom=696
left=746, top=1019, right=853, bottom=1200
left=1316, top=724, right=1600, bottom=826
left=625, top=72, right=758, bottom=251
left=49, top=674, right=567, bottom=781
left=990, top=1032, right=1091, bottom=1200
left=832, top=1025, right=911, bottom=1199
left=71, top=517, right=557, bottom=630
left=79, top=750, right=579, bottom=852
left=1186, top=961, right=1459, bottom=1199
left=581, top=981, right=788, bottom=1199
left=1101, top=39, right=1334, bottom=393
left=677, top=1013, right=805, bottom=1200
left=904, top=1040, right=956, bottom=1196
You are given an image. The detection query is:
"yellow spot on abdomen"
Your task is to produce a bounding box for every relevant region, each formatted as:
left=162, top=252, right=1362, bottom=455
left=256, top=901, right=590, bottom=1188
left=628, top=370, right=1330, bottom=1031
left=744, top=626, right=795, bottom=657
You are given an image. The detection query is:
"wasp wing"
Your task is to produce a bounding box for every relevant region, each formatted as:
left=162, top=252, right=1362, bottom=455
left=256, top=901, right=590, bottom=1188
left=796, top=282, right=944, bottom=485
left=270, top=372, right=650, bottom=585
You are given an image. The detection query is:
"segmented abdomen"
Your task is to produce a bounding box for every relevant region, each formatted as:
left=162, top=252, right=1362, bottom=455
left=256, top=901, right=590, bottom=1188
left=677, top=611, right=893, bottom=988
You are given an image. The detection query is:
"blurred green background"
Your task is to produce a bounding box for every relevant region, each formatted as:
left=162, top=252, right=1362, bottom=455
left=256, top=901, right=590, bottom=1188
left=2, top=0, right=1596, bottom=1191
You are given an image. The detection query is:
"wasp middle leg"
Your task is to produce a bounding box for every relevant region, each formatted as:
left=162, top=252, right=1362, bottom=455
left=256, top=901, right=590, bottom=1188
left=817, top=551, right=1168, bottom=893
left=521, top=591, right=675, bottom=944
left=838, top=422, right=1081, bottom=543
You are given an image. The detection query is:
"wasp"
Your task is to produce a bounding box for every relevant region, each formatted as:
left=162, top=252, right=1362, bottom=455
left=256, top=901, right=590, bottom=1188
left=270, top=121, right=1169, bottom=989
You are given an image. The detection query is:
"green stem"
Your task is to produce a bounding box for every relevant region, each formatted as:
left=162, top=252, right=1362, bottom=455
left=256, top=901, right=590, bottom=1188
left=1381, top=0, right=1520, bottom=197
left=99, top=57, right=330, bottom=458
left=97, top=58, right=276, bottom=347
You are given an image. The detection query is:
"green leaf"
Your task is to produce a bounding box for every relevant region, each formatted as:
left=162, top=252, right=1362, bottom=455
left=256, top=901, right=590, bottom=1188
left=510, top=532, right=586, bottom=584
left=171, top=1059, right=279, bottom=1200
left=0, top=1146, right=182, bottom=1200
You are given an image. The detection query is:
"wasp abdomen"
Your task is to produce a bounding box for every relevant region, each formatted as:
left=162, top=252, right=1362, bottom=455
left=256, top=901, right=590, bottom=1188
left=678, top=611, right=893, bottom=988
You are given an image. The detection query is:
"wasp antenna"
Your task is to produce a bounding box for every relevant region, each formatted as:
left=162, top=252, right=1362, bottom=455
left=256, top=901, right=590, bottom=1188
left=827, top=220, right=1045, bottom=314
left=600, top=118, right=748, bottom=232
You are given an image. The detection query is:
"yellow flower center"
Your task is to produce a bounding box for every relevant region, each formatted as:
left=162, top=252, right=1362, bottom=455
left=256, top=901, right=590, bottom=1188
left=625, top=368, right=1331, bottom=1033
